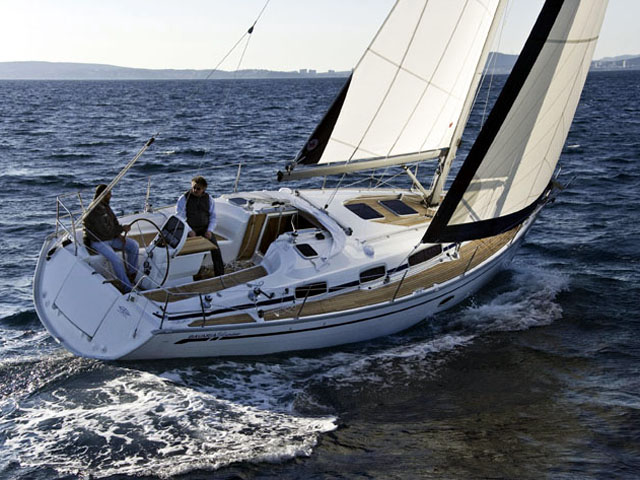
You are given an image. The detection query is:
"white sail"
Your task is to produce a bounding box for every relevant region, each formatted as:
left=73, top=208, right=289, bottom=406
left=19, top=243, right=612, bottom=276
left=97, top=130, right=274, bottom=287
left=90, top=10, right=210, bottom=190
left=293, top=0, right=503, bottom=168
left=424, top=0, right=608, bottom=242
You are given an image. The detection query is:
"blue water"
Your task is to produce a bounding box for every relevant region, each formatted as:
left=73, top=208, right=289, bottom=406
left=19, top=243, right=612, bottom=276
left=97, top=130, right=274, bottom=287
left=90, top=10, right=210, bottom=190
left=0, top=72, right=639, bottom=479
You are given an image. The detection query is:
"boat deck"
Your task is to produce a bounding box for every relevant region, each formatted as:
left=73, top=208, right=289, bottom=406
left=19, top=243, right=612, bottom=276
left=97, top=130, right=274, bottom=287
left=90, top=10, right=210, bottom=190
left=262, top=225, right=519, bottom=321
left=184, top=225, right=519, bottom=327
left=142, top=265, right=268, bottom=303
left=344, top=193, right=437, bottom=227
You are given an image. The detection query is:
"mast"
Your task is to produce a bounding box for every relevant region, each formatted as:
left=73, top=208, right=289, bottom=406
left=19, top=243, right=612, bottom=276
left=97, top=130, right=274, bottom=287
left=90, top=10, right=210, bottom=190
left=427, top=0, right=508, bottom=206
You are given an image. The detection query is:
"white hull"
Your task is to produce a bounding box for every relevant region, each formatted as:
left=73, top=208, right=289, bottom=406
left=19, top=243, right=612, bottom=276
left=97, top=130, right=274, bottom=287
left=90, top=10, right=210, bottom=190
left=123, top=234, right=522, bottom=360
left=34, top=188, right=536, bottom=361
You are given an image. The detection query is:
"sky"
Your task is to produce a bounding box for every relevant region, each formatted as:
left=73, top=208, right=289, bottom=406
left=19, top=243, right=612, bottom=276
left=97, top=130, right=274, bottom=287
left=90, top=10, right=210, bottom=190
left=0, top=0, right=637, bottom=72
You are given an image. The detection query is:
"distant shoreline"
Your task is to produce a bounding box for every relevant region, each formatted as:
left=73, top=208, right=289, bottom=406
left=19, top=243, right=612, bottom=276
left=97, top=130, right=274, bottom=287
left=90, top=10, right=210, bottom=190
left=1, top=54, right=639, bottom=80
left=0, top=61, right=351, bottom=81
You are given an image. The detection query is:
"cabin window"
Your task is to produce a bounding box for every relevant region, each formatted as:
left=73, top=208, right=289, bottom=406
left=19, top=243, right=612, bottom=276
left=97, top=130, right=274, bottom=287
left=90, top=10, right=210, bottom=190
left=408, top=245, right=442, bottom=266
left=295, top=282, right=327, bottom=299
left=295, top=244, right=318, bottom=258
left=379, top=199, right=418, bottom=216
left=229, top=197, right=248, bottom=206
left=360, top=265, right=386, bottom=283
left=345, top=203, right=384, bottom=220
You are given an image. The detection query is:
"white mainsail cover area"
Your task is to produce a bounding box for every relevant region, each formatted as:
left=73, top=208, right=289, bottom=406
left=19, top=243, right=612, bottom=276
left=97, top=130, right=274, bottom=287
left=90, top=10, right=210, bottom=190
left=293, top=0, right=502, bottom=168
left=424, top=0, right=608, bottom=243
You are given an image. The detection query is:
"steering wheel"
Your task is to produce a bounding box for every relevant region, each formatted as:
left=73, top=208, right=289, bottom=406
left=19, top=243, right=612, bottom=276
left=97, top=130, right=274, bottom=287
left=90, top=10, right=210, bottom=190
left=122, top=218, right=171, bottom=288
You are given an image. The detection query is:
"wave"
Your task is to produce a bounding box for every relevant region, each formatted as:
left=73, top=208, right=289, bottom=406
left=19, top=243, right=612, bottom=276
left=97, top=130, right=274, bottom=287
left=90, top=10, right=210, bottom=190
left=0, top=362, right=336, bottom=478
left=71, top=141, right=112, bottom=148
left=47, top=153, right=94, bottom=160
left=11, top=175, right=85, bottom=188
left=135, top=162, right=187, bottom=174
left=0, top=309, right=39, bottom=327
left=177, top=148, right=208, bottom=157
left=0, top=311, right=483, bottom=476
left=450, top=264, right=569, bottom=334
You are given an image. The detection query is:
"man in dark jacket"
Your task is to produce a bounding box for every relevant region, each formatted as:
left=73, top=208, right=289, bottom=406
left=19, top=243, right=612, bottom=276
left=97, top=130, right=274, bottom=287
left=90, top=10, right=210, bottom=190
left=176, top=176, right=224, bottom=276
left=83, top=184, right=139, bottom=292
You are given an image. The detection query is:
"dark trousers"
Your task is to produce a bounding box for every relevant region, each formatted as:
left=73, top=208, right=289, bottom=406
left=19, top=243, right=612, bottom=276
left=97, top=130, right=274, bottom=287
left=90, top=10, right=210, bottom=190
left=193, top=228, right=224, bottom=276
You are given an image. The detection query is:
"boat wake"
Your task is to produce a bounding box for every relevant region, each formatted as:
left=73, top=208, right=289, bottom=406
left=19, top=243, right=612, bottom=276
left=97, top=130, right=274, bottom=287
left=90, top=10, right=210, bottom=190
left=0, top=356, right=337, bottom=478
left=298, top=264, right=562, bottom=391
left=0, top=264, right=568, bottom=478
left=453, top=263, right=569, bottom=334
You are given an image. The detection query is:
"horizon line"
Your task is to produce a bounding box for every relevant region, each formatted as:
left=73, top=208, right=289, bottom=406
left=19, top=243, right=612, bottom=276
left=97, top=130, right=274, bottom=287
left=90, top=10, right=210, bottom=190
left=3, top=51, right=639, bottom=73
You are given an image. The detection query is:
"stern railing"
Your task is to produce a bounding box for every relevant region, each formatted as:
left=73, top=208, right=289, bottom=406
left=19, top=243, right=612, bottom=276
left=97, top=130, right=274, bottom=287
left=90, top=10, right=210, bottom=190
left=54, top=191, right=89, bottom=256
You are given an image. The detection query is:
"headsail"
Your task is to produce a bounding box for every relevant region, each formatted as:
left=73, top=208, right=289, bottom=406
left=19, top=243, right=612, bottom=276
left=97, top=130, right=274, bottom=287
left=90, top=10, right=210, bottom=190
left=280, top=0, right=504, bottom=180
left=423, top=0, right=608, bottom=243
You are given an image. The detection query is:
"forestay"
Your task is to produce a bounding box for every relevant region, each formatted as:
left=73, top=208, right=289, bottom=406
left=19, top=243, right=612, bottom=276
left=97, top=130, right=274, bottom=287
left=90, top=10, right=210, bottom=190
left=424, top=0, right=608, bottom=243
left=289, top=0, right=503, bottom=173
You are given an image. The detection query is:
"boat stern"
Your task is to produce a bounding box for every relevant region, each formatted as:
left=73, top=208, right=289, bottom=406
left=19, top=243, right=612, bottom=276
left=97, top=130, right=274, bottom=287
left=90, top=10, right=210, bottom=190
left=33, top=235, right=158, bottom=360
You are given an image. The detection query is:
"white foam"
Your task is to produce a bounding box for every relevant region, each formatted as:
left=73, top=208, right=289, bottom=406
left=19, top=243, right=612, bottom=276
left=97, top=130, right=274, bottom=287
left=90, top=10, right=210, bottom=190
left=451, top=264, right=569, bottom=334
left=1, top=366, right=336, bottom=478
left=302, top=333, right=475, bottom=389
left=0, top=264, right=569, bottom=477
left=1, top=330, right=476, bottom=478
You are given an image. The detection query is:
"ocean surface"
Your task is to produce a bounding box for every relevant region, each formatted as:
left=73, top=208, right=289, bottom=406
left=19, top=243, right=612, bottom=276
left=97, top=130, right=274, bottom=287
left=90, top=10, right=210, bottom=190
left=0, top=71, right=639, bottom=479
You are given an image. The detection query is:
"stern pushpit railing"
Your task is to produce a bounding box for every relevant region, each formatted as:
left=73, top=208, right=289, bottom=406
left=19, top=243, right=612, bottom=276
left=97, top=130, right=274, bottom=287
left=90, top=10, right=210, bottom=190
left=54, top=191, right=89, bottom=256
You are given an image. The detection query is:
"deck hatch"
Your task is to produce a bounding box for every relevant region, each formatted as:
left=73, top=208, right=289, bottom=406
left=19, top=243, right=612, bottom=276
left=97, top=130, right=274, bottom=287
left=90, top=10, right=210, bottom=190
left=229, top=197, right=248, bottom=206
left=345, top=203, right=384, bottom=220
left=295, top=243, right=318, bottom=258
left=379, top=199, right=418, bottom=216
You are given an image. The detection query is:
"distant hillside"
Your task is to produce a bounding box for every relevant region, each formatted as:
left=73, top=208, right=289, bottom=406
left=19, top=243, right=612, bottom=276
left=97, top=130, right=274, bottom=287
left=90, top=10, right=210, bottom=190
left=0, top=61, right=350, bottom=80
left=485, top=52, right=640, bottom=74
left=597, top=54, right=639, bottom=62
left=1, top=53, right=639, bottom=80
left=485, top=52, right=518, bottom=74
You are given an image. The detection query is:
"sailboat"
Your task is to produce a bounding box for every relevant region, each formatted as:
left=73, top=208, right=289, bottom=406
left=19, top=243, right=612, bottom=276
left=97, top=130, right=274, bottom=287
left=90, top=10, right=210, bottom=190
left=33, top=0, right=608, bottom=360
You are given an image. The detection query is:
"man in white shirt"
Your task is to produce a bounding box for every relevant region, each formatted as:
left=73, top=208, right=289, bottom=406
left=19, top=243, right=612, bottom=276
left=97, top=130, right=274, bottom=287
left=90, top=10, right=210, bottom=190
left=176, top=176, right=224, bottom=277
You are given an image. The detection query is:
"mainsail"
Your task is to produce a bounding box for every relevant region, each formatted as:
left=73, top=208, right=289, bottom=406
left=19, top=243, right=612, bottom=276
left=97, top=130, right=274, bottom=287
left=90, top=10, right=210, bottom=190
left=280, top=0, right=505, bottom=180
left=424, top=0, right=608, bottom=243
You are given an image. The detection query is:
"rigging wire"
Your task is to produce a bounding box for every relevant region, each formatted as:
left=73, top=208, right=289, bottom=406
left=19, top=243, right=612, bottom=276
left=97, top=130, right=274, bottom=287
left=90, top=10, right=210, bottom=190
left=138, top=0, right=271, bottom=210
left=479, top=0, right=510, bottom=127
left=203, top=0, right=271, bottom=82
left=191, top=0, right=271, bottom=181
left=324, top=173, right=348, bottom=210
